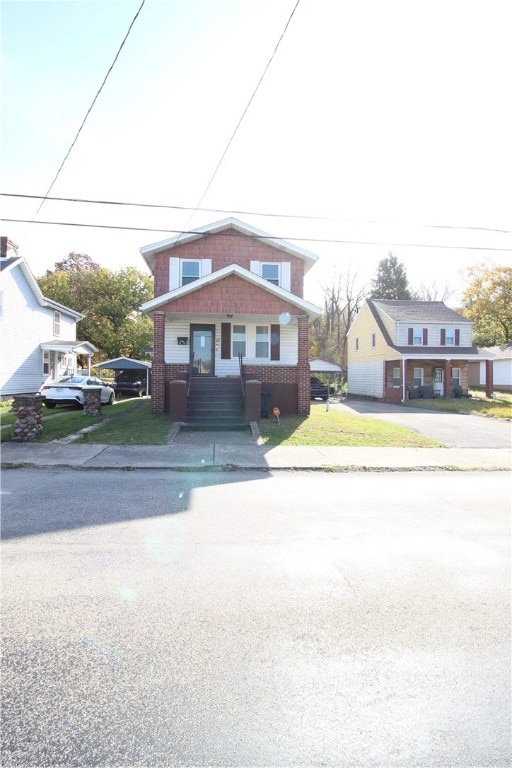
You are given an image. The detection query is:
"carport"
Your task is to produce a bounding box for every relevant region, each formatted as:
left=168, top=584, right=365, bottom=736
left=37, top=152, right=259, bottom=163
left=94, top=357, right=152, bottom=396
left=309, top=358, right=343, bottom=398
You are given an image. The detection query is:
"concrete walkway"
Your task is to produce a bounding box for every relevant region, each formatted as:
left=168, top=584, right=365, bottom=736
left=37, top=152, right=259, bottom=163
left=1, top=429, right=510, bottom=472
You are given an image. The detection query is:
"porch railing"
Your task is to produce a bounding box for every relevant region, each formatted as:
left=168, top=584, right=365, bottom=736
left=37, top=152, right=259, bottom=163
left=238, top=352, right=245, bottom=401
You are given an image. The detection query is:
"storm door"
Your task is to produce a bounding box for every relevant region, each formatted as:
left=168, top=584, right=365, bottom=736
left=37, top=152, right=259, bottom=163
left=190, top=324, right=215, bottom=375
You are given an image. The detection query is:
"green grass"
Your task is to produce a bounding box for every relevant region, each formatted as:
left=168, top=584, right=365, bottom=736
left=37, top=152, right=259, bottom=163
left=405, top=389, right=512, bottom=419
left=258, top=405, right=443, bottom=447
left=79, top=400, right=171, bottom=444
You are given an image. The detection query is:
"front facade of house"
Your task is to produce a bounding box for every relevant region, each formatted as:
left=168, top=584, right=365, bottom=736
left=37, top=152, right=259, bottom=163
left=347, top=299, right=494, bottom=401
left=0, top=238, right=97, bottom=397
left=140, top=218, right=322, bottom=417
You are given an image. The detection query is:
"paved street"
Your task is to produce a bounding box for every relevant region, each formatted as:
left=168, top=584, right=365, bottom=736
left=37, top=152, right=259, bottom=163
left=1, top=469, right=510, bottom=767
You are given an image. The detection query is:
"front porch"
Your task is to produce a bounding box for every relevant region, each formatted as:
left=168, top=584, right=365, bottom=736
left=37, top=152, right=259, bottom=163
left=383, top=358, right=494, bottom=402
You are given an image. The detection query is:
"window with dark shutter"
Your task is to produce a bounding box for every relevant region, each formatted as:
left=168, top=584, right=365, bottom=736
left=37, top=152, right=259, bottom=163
left=270, top=324, right=280, bottom=360
left=221, top=323, right=231, bottom=359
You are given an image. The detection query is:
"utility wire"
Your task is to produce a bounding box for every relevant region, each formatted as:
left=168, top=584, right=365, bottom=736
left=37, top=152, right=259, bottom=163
left=30, top=0, right=146, bottom=223
left=3, top=217, right=511, bottom=252
left=3, top=192, right=511, bottom=235
left=181, top=0, right=301, bottom=233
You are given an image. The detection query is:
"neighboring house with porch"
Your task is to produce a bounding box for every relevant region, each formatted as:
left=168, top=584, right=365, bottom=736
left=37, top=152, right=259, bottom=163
left=140, top=218, right=322, bottom=422
left=469, top=344, right=512, bottom=392
left=0, top=237, right=97, bottom=397
left=347, top=299, right=494, bottom=401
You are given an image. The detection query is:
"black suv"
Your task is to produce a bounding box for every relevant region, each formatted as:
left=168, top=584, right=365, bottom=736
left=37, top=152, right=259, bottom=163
left=310, top=376, right=329, bottom=401
left=113, top=370, right=150, bottom=397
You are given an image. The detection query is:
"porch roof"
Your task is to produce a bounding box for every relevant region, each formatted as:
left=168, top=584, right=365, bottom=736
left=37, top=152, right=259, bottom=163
left=40, top=340, right=97, bottom=355
left=392, top=347, right=495, bottom=361
left=140, top=263, right=322, bottom=317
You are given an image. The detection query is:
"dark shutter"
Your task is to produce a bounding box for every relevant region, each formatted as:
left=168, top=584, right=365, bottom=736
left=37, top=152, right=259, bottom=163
left=455, top=329, right=460, bottom=346
left=408, top=328, right=413, bottom=345
left=423, top=328, right=428, bottom=345
left=440, top=328, right=446, bottom=345
left=270, top=324, right=280, bottom=360
left=221, top=323, right=231, bottom=359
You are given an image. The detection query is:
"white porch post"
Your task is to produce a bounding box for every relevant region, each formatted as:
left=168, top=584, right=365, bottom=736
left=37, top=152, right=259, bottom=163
left=402, top=357, right=407, bottom=401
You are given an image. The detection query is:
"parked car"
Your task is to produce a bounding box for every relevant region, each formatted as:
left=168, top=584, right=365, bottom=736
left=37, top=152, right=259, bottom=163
left=310, top=376, right=329, bottom=401
left=113, top=370, right=150, bottom=397
left=39, top=376, right=115, bottom=408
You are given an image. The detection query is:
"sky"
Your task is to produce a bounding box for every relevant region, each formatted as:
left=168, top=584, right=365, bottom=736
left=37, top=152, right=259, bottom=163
left=2, top=0, right=511, bottom=308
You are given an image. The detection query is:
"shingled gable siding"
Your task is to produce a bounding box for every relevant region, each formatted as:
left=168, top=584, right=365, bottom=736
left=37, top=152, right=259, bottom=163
left=151, top=232, right=305, bottom=297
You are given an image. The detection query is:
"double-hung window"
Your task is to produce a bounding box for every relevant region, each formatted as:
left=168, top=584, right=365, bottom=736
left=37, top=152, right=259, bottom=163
left=181, top=260, right=200, bottom=286
left=392, top=367, right=400, bottom=387
left=445, top=328, right=455, bottom=345
left=232, top=325, right=246, bottom=357
left=413, top=327, right=422, bottom=345
left=53, top=311, right=61, bottom=336
left=413, top=368, right=424, bottom=387
left=452, top=367, right=461, bottom=388
left=43, top=351, right=51, bottom=375
left=255, top=326, right=269, bottom=358
left=261, top=263, right=279, bottom=286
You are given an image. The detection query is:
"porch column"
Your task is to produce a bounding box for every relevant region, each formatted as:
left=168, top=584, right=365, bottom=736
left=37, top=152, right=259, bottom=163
left=297, top=314, right=310, bottom=416
left=443, top=359, right=451, bottom=398
left=402, top=358, right=407, bottom=401
left=152, top=311, right=166, bottom=414
left=485, top=359, right=494, bottom=398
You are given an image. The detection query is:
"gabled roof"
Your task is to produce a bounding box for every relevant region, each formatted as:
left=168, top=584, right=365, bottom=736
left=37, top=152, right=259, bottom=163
left=140, top=217, right=319, bottom=274
left=40, top=340, right=97, bottom=354
left=140, top=262, right=322, bottom=317
left=94, top=357, right=152, bottom=370
left=371, top=299, right=469, bottom=324
left=0, top=255, right=83, bottom=320
left=476, top=343, right=512, bottom=360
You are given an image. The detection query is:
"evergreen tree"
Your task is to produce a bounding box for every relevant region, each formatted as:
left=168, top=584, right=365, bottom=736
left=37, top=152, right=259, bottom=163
left=370, top=252, right=412, bottom=300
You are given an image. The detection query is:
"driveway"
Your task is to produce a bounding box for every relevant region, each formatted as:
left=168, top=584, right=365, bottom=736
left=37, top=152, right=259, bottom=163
left=325, top=399, right=511, bottom=448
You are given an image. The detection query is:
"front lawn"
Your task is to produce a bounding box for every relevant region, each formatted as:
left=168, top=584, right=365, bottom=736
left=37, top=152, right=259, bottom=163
left=79, top=400, right=170, bottom=444
left=258, top=406, right=442, bottom=447
left=405, top=389, right=512, bottom=419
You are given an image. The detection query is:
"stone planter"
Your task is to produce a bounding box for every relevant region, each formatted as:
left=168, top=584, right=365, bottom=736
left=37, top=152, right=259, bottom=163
left=11, top=395, right=43, bottom=441
left=82, top=387, right=102, bottom=417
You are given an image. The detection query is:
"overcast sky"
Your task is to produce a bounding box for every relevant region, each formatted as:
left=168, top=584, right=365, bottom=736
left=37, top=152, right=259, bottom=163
left=2, top=0, right=511, bottom=306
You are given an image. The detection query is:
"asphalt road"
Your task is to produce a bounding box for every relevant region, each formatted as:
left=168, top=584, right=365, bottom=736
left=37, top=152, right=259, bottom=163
left=2, top=469, right=510, bottom=767
left=327, top=399, right=512, bottom=448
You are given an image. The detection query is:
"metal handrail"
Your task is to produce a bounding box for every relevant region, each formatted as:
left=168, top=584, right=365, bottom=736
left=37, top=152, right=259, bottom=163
left=238, top=352, right=245, bottom=400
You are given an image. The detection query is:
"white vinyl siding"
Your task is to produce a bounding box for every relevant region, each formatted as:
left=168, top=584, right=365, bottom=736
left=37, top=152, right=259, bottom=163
left=169, top=258, right=212, bottom=290
left=0, top=264, right=78, bottom=396
left=347, top=361, right=384, bottom=398
left=164, top=317, right=298, bottom=370
left=250, top=261, right=291, bottom=291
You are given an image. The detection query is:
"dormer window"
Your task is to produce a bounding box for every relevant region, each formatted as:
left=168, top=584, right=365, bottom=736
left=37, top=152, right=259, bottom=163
left=441, top=328, right=460, bottom=346
left=53, top=310, right=61, bottom=336
left=261, top=263, right=279, bottom=286
left=445, top=328, right=455, bottom=345
left=408, top=327, right=428, bottom=345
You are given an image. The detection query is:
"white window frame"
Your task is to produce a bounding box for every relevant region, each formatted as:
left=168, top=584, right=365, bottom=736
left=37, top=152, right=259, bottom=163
left=452, top=367, right=461, bottom=388
left=445, top=328, right=455, bottom=345
left=232, top=324, right=246, bottom=358
left=255, top=325, right=270, bottom=359
left=392, top=367, right=400, bottom=387
left=413, top=367, right=424, bottom=387
left=180, top=259, right=200, bottom=286
left=53, top=310, right=61, bottom=336
left=261, top=263, right=280, bottom=286
left=43, top=350, right=51, bottom=375
left=413, top=327, right=423, bottom=345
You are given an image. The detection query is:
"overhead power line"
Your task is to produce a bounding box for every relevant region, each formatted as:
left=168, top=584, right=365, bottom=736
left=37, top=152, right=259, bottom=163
left=2, top=217, right=511, bottom=252
left=182, top=0, right=301, bottom=230
left=2, top=192, right=511, bottom=235
left=30, top=0, right=146, bottom=223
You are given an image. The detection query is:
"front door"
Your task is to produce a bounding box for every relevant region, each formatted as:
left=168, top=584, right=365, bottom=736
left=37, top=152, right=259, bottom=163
left=433, top=366, right=444, bottom=396
left=190, top=325, right=215, bottom=375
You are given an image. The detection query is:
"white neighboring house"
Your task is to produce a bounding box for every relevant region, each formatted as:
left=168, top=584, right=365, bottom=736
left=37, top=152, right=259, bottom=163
left=469, top=344, right=512, bottom=392
left=0, top=238, right=97, bottom=397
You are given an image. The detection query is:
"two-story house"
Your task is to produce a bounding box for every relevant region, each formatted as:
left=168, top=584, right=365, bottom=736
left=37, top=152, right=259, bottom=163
left=140, top=218, right=322, bottom=421
left=0, top=237, right=97, bottom=397
left=347, top=299, right=494, bottom=401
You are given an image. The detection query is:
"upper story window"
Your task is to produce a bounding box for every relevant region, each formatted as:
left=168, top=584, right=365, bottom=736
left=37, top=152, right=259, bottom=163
left=181, top=260, right=200, bottom=286
left=371, top=332, right=376, bottom=347
left=408, top=327, right=428, bottom=345
left=445, top=328, right=455, bottom=345
left=53, top=310, right=61, bottom=336
left=261, top=263, right=279, bottom=286
left=441, top=328, right=460, bottom=346
left=355, top=337, right=359, bottom=351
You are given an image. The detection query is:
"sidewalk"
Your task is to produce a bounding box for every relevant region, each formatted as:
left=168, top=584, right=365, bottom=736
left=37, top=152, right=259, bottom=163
left=1, top=432, right=510, bottom=471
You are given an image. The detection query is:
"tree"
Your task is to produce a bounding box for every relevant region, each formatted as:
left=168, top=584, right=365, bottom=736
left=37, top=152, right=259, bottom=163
left=38, top=261, right=154, bottom=361
left=370, top=252, right=412, bottom=300
left=310, top=270, right=366, bottom=372
left=461, top=264, right=512, bottom=345
left=49, top=251, right=100, bottom=274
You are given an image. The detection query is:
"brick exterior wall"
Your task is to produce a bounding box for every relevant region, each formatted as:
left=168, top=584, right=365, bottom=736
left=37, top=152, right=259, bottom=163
left=297, top=315, right=310, bottom=416
left=153, top=232, right=305, bottom=298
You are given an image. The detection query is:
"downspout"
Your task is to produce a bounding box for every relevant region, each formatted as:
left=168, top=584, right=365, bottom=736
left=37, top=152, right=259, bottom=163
left=402, top=357, right=406, bottom=402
